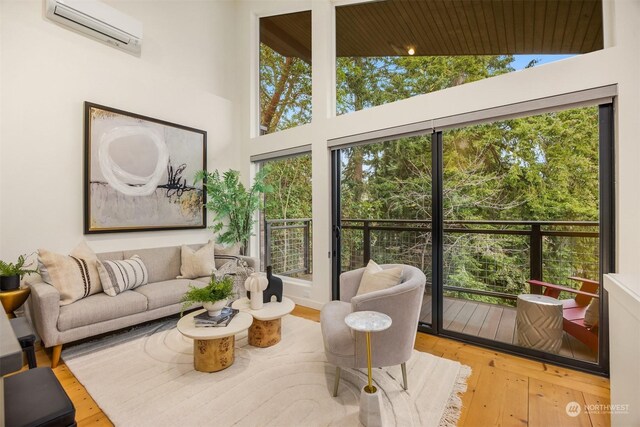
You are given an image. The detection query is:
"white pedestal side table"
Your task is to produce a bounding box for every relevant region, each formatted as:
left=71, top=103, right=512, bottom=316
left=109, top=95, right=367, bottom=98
left=231, top=297, right=295, bottom=347
left=344, top=310, right=392, bottom=427
left=516, top=294, right=564, bottom=353
left=177, top=309, right=253, bottom=372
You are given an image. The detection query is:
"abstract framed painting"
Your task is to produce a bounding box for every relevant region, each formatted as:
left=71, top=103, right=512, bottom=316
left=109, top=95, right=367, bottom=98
left=84, top=102, right=207, bottom=233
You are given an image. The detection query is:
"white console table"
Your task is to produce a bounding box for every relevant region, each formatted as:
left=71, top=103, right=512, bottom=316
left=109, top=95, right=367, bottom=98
left=604, top=274, right=640, bottom=426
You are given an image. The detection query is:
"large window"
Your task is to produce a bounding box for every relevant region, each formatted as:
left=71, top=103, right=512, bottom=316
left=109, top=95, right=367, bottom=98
left=261, top=153, right=312, bottom=281
left=259, top=11, right=311, bottom=135
left=335, top=0, right=603, bottom=114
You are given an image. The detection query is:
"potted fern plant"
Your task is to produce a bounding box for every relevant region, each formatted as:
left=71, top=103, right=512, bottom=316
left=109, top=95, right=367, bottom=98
left=180, top=275, right=235, bottom=317
left=0, top=254, right=39, bottom=291
left=195, top=167, right=272, bottom=255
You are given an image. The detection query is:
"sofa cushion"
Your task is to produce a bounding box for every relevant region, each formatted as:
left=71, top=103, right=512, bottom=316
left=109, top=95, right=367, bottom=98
left=97, top=251, right=124, bottom=262
left=57, top=291, right=148, bottom=331
left=133, top=279, right=208, bottom=311
left=124, top=246, right=181, bottom=283
left=38, top=242, right=103, bottom=306
left=97, top=256, right=149, bottom=296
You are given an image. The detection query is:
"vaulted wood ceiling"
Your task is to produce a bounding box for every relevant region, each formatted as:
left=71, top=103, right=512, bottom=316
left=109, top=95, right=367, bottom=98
left=260, top=0, right=603, bottom=62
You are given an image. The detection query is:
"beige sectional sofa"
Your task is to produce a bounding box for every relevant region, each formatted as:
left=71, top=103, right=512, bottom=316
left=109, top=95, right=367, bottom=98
left=26, top=244, right=256, bottom=368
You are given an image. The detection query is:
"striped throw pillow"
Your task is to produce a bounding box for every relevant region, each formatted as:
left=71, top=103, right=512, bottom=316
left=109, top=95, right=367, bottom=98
left=38, top=242, right=103, bottom=306
left=97, top=256, right=149, bottom=296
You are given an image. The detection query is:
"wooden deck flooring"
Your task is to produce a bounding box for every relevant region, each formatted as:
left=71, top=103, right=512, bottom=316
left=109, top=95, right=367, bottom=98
left=291, top=277, right=597, bottom=363
left=420, top=295, right=597, bottom=363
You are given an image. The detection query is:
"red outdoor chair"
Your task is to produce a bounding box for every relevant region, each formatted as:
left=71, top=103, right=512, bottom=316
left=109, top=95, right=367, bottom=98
left=526, top=277, right=599, bottom=352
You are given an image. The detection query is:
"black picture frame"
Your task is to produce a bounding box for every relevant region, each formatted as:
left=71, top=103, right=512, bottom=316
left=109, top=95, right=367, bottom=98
left=84, top=102, right=207, bottom=234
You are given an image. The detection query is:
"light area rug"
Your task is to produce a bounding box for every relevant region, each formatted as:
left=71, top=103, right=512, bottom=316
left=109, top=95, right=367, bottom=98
left=62, top=315, right=471, bottom=427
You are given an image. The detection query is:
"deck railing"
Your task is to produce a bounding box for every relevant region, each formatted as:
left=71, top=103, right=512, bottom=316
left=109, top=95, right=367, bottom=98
left=265, top=218, right=599, bottom=303
left=264, top=218, right=312, bottom=277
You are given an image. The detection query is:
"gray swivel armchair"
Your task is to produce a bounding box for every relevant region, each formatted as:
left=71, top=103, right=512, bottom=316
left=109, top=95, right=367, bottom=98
left=320, top=264, right=426, bottom=396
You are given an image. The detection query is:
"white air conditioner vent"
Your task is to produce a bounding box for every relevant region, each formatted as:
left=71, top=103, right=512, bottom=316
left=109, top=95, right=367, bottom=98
left=45, top=0, right=142, bottom=55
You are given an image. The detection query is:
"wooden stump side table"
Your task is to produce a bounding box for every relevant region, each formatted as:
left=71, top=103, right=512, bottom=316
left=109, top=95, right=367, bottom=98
left=177, top=309, right=253, bottom=372
left=231, top=297, right=295, bottom=348
left=0, top=287, right=31, bottom=319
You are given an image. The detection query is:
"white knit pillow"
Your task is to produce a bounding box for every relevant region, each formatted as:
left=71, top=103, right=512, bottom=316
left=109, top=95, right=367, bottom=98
left=356, top=259, right=403, bottom=296
left=97, top=255, right=149, bottom=296
left=583, top=298, right=599, bottom=328
left=38, top=241, right=103, bottom=306
left=178, top=241, right=217, bottom=279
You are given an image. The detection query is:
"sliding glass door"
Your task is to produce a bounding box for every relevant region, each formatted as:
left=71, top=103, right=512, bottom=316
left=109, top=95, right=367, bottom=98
left=336, top=136, right=434, bottom=327
left=331, top=103, right=613, bottom=374
left=439, top=105, right=608, bottom=369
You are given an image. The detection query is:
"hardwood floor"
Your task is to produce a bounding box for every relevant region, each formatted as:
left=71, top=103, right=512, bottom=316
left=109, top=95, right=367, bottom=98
left=29, top=305, right=609, bottom=426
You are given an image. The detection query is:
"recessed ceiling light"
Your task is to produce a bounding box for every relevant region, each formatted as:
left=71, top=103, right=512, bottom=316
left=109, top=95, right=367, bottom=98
left=407, top=47, right=415, bottom=56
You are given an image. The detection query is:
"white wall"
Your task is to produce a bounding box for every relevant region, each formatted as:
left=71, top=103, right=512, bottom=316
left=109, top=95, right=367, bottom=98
left=0, top=0, right=4, bottom=261
left=0, top=0, right=239, bottom=260
left=605, top=0, right=640, bottom=287
left=237, top=0, right=640, bottom=308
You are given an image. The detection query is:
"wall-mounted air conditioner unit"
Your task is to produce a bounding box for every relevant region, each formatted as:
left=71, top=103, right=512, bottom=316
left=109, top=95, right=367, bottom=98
left=45, top=0, right=143, bottom=55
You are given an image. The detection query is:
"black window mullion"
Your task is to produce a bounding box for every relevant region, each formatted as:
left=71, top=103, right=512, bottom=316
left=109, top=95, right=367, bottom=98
left=598, top=103, right=615, bottom=375
left=331, top=149, right=342, bottom=301
left=432, top=131, right=444, bottom=334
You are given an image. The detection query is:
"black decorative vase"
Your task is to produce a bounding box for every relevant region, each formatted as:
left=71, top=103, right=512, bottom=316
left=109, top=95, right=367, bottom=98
left=263, top=266, right=283, bottom=303
left=0, top=275, right=20, bottom=291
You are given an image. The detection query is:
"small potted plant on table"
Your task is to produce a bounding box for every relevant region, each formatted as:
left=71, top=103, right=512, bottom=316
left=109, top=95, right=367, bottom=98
left=181, top=275, right=234, bottom=317
left=0, top=254, right=39, bottom=291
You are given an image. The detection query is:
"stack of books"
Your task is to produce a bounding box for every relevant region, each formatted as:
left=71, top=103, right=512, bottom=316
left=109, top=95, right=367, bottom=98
left=194, top=307, right=239, bottom=327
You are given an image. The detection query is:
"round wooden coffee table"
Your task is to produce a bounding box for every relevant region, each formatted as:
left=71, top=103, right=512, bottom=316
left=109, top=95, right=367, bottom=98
left=177, top=309, right=253, bottom=372
left=231, top=297, right=295, bottom=348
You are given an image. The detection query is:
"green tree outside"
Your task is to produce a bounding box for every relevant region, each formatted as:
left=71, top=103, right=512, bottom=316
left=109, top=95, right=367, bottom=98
left=259, top=43, right=600, bottom=302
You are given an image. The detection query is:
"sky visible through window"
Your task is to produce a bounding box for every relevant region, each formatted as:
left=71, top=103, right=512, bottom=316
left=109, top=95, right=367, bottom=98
left=511, top=54, right=575, bottom=70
